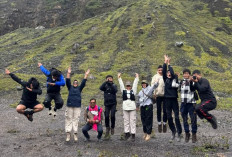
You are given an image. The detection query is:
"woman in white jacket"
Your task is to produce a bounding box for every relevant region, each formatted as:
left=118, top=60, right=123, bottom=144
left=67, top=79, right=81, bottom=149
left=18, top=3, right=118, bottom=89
left=118, top=73, right=139, bottom=142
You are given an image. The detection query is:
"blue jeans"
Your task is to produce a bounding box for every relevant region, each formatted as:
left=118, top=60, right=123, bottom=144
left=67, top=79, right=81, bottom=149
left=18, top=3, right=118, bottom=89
left=180, top=103, right=197, bottom=133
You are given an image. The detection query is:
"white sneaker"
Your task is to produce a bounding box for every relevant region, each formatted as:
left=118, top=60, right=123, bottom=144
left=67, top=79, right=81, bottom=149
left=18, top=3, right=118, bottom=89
left=66, top=133, right=71, bottom=142
left=48, top=109, right=53, bottom=115
left=53, top=109, right=57, bottom=118
left=73, top=133, right=78, bottom=141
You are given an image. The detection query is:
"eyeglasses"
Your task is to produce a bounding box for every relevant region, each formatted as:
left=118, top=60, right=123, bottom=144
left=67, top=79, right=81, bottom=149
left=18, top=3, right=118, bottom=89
left=73, top=82, right=78, bottom=84
left=90, top=102, right=96, bottom=104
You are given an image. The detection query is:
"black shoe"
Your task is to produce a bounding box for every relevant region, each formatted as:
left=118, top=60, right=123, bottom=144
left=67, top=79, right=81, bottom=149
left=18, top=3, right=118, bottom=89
left=131, top=134, right=135, bottom=142
left=124, top=133, right=130, bottom=140
left=158, top=124, right=162, bottom=133
left=185, top=133, right=190, bottom=143
left=171, top=132, right=176, bottom=140
left=209, top=115, right=217, bottom=129
left=111, top=128, right=114, bottom=135
left=24, top=110, right=33, bottom=122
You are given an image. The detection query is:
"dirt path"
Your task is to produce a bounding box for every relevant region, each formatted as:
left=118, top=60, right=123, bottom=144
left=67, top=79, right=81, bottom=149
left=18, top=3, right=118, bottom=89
left=0, top=98, right=232, bottom=157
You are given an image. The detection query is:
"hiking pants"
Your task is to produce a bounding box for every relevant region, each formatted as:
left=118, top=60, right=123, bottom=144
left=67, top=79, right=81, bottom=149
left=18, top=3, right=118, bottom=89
left=195, top=100, right=217, bottom=120
left=104, top=104, right=116, bottom=128
left=156, top=97, right=167, bottom=123
left=82, top=123, right=103, bottom=139
left=123, top=110, right=136, bottom=134
left=165, top=98, right=182, bottom=134
left=180, top=103, right=197, bottom=133
left=140, top=104, right=153, bottom=134
left=43, top=93, right=64, bottom=110
left=65, top=107, right=81, bottom=133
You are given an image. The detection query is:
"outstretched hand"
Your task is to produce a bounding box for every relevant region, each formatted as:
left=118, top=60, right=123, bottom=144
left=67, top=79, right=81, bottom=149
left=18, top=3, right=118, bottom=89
left=38, top=63, right=42, bottom=67
left=85, top=69, right=90, bottom=75
left=164, top=54, right=169, bottom=63
left=135, top=73, right=139, bottom=78
left=67, top=67, right=71, bottom=74
left=118, top=73, right=121, bottom=78
left=5, top=69, right=10, bottom=75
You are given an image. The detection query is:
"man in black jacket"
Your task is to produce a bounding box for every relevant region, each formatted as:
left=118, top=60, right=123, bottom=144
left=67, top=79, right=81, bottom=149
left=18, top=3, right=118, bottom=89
left=192, top=70, right=217, bottom=129
left=5, top=69, right=43, bottom=122
left=100, top=75, right=118, bottom=137
left=163, top=55, right=182, bottom=141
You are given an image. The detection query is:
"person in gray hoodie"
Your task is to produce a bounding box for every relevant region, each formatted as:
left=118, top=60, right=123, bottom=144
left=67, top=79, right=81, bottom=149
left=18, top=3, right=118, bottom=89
left=138, top=80, right=159, bottom=141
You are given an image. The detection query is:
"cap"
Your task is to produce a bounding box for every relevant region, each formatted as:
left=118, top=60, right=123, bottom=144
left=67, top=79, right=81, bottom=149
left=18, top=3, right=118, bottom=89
left=125, top=81, right=132, bottom=86
left=141, top=80, right=148, bottom=84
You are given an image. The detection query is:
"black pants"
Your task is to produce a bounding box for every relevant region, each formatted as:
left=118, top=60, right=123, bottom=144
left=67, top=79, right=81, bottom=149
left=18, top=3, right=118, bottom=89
left=165, top=98, right=182, bottom=134
left=82, top=123, right=103, bottom=139
left=104, top=104, right=116, bottom=128
left=195, top=100, right=217, bottom=120
left=156, top=97, right=167, bottom=123
left=140, top=105, right=153, bottom=134
left=43, top=93, right=64, bottom=110
left=181, top=103, right=197, bottom=133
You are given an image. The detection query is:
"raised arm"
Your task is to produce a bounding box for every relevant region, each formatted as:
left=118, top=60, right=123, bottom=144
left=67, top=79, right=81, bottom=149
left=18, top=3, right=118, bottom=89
left=66, top=67, right=71, bottom=90
left=148, top=81, right=159, bottom=96
left=132, top=73, right=139, bottom=94
left=118, top=73, right=125, bottom=93
left=5, top=69, right=27, bottom=87
left=38, top=63, right=50, bottom=76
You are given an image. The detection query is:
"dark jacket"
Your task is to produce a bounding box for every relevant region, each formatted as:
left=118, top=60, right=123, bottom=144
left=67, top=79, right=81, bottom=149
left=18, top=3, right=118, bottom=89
left=9, top=73, right=42, bottom=103
left=100, top=81, right=118, bottom=106
left=163, top=63, right=178, bottom=98
left=122, top=90, right=135, bottom=101
left=193, top=77, right=216, bottom=102
left=40, top=65, right=65, bottom=93
left=66, top=78, right=86, bottom=107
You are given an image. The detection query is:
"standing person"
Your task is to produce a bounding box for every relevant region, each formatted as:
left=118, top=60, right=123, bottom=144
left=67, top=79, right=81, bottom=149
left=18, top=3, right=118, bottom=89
left=180, top=69, right=197, bottom=143
left=118, top=73, right=139, bottom=142
left=38, top=63, right=65, bottom=117
left=99, top=75, right=118, bottom=138
left=65, top=67, right=90, bottom=142
left=5, top=69, right=43, bottom=122
left=192, top=70, right=217, bottom=129
left=138, top=80, right=159, bottom=141
left=163, top=55, right=182, bottom=141
left=151, top=65, right=167, bottom=133
left=82, top=98, right=103, bottom=141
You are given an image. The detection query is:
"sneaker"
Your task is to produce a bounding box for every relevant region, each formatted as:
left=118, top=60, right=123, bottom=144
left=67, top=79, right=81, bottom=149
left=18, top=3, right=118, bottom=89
left=111, top=128, right=114, bottom=135
left=185, top=132, right=190, bottom=143
left=145, top=134, right=151, bottom=141
left=143, top=133, right=147, bottom=140
left=66, top=133, right=71, bottom=142
left=171, top=132, right=176, bottom=140
left=192, top=133, right=197, bottom=143
left=163, top=124, right=167, bottom=133
left=53, top=109, right=57, bottom=118
left=131, top=134, right=135, bottom=142
left=73, top=133, right=78, bottom=142
left=209, top=115, right=217, bottom=129
left=177, top=134, right=181, bottom=142
left=48, top=109, right=53, bottom=115
left=97, top=138, right=103, bottom=142
left=158, top=124, right=162, bottom=133
left=24, top=110, right=33, bottom=122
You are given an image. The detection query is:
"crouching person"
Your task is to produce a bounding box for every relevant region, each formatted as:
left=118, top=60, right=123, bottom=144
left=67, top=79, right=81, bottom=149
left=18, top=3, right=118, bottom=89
left=82, top=98, right=103, bottom=142
left=118, top=73, right=139, bottom=142
left=138, top=80, right=159, bottom=141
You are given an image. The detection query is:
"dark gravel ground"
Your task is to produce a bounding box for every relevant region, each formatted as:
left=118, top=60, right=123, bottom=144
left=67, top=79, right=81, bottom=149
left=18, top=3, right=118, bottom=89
left=0, top=97, right=232, bottom=157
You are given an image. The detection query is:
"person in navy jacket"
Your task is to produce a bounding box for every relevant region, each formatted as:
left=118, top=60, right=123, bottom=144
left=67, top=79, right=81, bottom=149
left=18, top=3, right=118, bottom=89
left=65, top=67, right=90, bottom=142
left=38, top=62, right=65, bottom=117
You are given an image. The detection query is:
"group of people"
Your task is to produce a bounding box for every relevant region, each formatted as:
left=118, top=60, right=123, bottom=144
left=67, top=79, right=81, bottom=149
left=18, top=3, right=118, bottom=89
left=5, top=55, right=218, bottom=143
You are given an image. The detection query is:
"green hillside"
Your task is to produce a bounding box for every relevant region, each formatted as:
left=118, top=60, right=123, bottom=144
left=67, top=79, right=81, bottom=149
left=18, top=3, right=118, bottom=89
left=0, top=0, right=232, bottom=109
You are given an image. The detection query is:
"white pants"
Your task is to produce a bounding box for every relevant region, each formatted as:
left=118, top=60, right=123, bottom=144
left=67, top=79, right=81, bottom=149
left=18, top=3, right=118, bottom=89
left=65, top=107, right=81, bottom=133
left=123, top=110, right=136, bottom=134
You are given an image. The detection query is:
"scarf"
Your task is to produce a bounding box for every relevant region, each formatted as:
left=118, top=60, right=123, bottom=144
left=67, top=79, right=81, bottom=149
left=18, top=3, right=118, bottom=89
left=88, top=105, right=102, bottom=131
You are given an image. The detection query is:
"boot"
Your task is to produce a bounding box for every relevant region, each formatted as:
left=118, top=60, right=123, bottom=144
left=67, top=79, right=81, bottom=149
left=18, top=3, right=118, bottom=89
left=163, top=124, right=167, bottom=133
left=171, top=132, right=176, bottom=141
left=111, top=128, right=114, bottom=135
left=66, top=133, right=71, bottom=142
left=73, top=133, right=78, bottom=142
left=131, top=134, right=135, bottom=142
left=192, top=133, right=197, bottom=143
left=177, top=134, right=181, bottom=142
left=208, top=115, right=218, bottom=129
left=185, top=132, right=190, bottom=143
left=145, top=134, right=151, bottom=141
left=105, top=127, right=110, bottom=138
left=143, top=133, right=147, bottom=140
left=124, top=133, right=130, bottom=140
left=158, top=124, right=162, bottom=133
